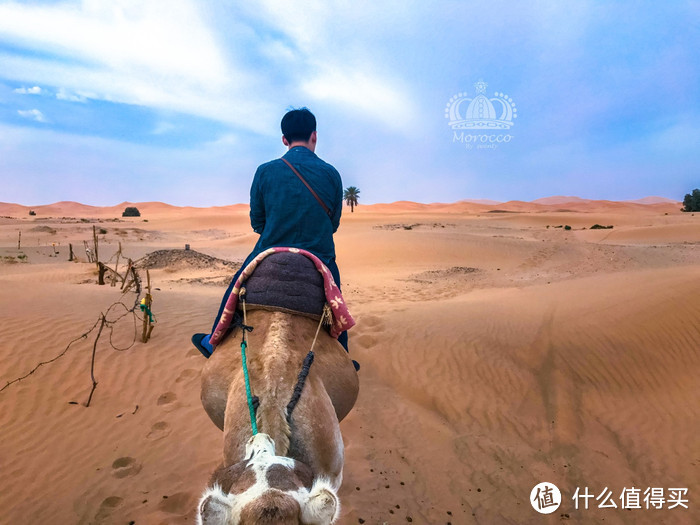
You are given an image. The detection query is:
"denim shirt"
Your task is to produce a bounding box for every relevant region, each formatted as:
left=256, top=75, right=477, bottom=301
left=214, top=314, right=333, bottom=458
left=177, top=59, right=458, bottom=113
left=249, top=146, right=343, bottom=266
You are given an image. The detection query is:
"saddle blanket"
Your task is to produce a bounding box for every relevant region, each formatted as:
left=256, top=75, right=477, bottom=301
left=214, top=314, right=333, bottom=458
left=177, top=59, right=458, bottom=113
left=210, top=247, right=355, bottom=348
left=242, top=251, right=327, bottom=317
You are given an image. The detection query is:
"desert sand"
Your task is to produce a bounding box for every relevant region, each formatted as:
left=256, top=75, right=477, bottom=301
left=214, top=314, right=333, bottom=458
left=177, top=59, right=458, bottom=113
left=0, top=197, right=698, bottom=524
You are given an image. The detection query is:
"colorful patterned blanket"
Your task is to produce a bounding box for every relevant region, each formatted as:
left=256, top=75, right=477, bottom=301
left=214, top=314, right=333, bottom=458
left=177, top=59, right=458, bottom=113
left=209, top=247, right=355, bottom=348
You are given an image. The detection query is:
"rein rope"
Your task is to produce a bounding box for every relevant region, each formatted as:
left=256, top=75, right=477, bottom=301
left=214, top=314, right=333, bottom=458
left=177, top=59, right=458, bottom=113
left=239, top=288, right=258, bottom=435
left=286, top=304, right=330, bottom=424
left=238, top=288, right=330, bottom=436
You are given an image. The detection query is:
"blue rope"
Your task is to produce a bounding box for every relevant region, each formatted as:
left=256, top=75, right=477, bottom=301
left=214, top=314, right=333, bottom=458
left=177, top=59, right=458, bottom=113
left=241, top=339, right=258, bottom=435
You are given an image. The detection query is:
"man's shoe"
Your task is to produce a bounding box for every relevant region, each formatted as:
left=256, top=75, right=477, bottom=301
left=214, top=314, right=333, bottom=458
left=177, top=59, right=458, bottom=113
left=192, top=333, right=213, bottom=359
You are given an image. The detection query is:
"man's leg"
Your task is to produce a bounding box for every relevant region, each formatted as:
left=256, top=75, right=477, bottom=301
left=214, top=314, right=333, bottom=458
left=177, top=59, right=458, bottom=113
left=210, top=266, right=244, bottom=333
left=337, top=331, right=349, bottom=352
left=192, top=265, right=246, bottom=357
left=327, top=259, right=350, bottom=353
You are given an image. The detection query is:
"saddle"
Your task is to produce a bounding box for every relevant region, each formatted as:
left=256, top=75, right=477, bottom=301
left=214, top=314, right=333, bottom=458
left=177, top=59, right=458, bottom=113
left=239, top=251, right=326, bottom=319
left=210, top=247, right=353, bottom=348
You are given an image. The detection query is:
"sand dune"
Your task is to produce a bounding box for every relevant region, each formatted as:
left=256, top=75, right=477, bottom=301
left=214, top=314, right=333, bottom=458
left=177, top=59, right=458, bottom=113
left=0, top=198, right=698, bottom=524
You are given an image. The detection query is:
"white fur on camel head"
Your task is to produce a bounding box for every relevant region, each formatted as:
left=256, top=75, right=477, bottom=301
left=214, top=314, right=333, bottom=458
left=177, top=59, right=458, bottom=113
left=197, top=433, right=340, bottom=524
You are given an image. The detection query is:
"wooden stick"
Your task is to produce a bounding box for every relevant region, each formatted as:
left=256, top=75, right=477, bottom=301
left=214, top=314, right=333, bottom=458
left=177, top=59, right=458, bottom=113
left=112, top=242, right=122, bottom=287
left=97, top=262, right=106, bottom=285
left=17, top=231, right=21, bottom=250
left=84, top=240, right=92, bottom=263
left=132, top=265, right=141, bottom=295
left=101, top=265, right=123, bottom=283
left=69, top=243, right=74, bottom=262
left=121, top=259, right=133, bottom=291
left=141, top=295, right=150, bottom=343
left=85, top=314, right=107, bottom=407
left=142, top=269, right=153, bottom=343
left=92, top=225, right=99, bottom=270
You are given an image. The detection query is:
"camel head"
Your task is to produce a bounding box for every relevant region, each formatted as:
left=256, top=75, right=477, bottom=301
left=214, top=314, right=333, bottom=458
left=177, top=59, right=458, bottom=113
left=197, top=433, right=340, bottom=525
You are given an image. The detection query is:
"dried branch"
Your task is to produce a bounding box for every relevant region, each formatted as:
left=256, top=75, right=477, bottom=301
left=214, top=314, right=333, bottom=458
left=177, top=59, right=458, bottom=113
left=0, top=266, right=155, bottom=406
left=85, top=314, right=106, bottom=407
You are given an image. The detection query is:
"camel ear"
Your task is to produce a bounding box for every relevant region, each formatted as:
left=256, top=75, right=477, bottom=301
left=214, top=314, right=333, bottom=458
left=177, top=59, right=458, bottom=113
left=301, top=478, right=339, bottom=524
left=197, top=485, right=234, bottom=525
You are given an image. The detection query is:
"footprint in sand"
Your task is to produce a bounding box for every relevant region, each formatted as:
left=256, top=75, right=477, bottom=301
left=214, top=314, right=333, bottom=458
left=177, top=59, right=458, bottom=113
left=157, top=392, right=178, bottom=411
left=94, top=496, right=123, bottom=522
left=355, top=334, right=379, bottom=348
left=111, top=456, right=142, bottom=478
left=360, top=314, right=385, bottom=331
left=158, top=492, right=195, bottom=514
left=175, top=368, right=199, bottom=383
left=146, top=421, right=172, bottom=441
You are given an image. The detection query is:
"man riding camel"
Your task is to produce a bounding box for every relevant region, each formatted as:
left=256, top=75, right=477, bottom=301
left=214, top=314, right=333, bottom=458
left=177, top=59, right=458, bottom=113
left=192, top=107, right=353, bottom=366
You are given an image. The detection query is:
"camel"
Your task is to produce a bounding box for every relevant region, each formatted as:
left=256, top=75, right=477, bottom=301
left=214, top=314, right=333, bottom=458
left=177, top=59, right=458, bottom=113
left=197, top=307, right=359, bottom=524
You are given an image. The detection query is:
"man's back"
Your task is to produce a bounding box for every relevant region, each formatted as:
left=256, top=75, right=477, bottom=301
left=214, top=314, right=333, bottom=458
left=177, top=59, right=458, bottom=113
left=192, top=107, right=353, bottom=360
left=249, top=146, right=342, bottom=265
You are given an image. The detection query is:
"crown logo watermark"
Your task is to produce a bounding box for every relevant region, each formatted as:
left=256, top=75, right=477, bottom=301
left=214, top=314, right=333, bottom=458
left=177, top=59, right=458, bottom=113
left=445, top=80, right=517, bottom=130
left=445, top=80, right=517, bottom=150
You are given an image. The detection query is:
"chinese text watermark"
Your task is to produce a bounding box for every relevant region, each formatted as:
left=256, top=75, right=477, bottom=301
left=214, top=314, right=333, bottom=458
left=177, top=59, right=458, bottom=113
left=531, top=483, right=689, bottom=514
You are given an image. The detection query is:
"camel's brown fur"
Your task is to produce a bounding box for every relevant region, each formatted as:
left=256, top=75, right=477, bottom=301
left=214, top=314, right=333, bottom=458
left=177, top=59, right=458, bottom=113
left=200, top=309, right=359, bottom=481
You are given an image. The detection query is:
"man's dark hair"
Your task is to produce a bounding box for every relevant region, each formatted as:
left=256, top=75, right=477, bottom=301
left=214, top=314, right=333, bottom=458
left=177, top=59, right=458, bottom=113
left=281, top=108, right=316, bottom=143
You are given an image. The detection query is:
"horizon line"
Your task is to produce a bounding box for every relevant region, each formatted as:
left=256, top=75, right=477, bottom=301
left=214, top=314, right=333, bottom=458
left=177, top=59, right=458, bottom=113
left=0, top=195, right=683, bottom=210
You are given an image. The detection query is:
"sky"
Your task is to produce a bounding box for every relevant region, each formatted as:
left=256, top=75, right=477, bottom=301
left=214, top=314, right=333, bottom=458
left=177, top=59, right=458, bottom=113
left=0, top=0, right=699, bottom=206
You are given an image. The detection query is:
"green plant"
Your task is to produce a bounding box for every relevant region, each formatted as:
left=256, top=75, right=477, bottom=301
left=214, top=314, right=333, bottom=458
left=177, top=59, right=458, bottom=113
left=343, top=186, right=360, bottom=213
left=122, top=207, right=141, bottom=217
left=682, top=189, right=700, bottom=212
left=29, top=210, right=36, bottom=216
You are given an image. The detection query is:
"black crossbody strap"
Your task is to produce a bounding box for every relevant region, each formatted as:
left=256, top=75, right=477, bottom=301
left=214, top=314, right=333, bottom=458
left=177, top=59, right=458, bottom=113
left=281, top=158, right=332, bottom=218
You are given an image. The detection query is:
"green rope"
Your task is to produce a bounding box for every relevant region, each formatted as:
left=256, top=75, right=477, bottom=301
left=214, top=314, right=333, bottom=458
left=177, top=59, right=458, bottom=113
left=139, top=304, right=154, bottom=322
left=241, top=339, right=258, bottom=435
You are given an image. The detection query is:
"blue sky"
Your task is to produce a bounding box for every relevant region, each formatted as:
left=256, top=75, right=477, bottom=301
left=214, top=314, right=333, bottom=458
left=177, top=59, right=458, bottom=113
left=1, top=1, right=698, bottom=206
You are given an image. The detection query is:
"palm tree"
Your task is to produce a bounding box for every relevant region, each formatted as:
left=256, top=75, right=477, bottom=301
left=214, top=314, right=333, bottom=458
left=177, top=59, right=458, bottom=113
left=343, top=186, right=360, bottom=213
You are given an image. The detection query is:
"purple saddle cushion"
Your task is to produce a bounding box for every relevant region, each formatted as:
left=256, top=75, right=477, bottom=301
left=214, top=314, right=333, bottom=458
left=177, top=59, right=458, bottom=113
left=241, top=251, right=325, bottom=317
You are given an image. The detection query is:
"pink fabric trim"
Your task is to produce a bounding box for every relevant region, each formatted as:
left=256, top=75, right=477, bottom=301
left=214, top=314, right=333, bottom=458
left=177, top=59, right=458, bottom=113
left=209, top=247, right=354, bottom=348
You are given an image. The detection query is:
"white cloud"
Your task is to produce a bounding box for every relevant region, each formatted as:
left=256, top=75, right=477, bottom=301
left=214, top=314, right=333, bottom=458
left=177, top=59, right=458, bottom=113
left=302, top=67, right=415, bottom=131
left=0, top=0, right=273, bottom=132
left=56, top=88, right=87, bottom=103
left=0, top=1, right=420, bottom=134
left=13, top=86, right=42, bottom=95
left=17, top=109, right=47, bottom=122
left=237, top=1, right=419, bottom=132
left=0, top=1, right=228, bottom=85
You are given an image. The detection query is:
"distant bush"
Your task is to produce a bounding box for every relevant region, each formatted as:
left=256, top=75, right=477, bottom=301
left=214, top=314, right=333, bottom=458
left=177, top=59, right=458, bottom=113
left=29, top=210, right=36, bottom=216
left=682, top=189, right=700, bottom=212
left=590, top=224, right=613, bottom=229
left=564, top=225, right=571, bottom=230
left=98, top=228, right=107, bottom=235
left=122, top=207, right=141, bottom=217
